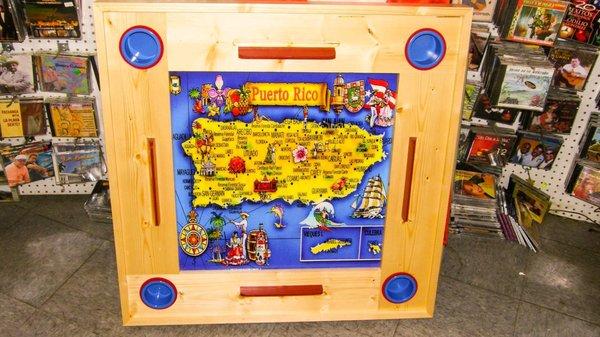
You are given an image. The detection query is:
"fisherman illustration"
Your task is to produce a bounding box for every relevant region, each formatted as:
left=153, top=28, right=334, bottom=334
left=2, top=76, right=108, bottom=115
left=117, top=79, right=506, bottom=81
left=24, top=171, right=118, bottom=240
left=228, top=212, right=249, bottom=258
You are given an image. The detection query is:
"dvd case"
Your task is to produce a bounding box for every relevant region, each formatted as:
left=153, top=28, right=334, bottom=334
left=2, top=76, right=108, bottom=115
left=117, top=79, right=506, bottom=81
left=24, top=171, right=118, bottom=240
left=52, top=141, right=104, bottom=184
left=23, top=0, right=81, bottom=38
left=504, top=0, right=569, bottom=47
left=47, top=99, right=97, bottom=137
left=465, top=128, right=517, bottom=166
left=571, top=163, right=600, bottom=207
left=461, top=0, right=498, bottom=22
left=496, top=64, right=554, bottom=111
left=510, top=132, right=563, bottom=170
left=0, top=54, right=35, bottom=95
left=0, top=141, right=53, bottom=186
left=19, top=99, right=47, bottom=136
left=526, top=89, right=581, bottom=134
left=0, top=99, right=47, bottom=137
left=558, top=2, right=600, bottom=44
left=549, top=41, right=598, bottom=91
left=35, top=54, right=91, bottom=94
left=0, top=0, right=26, bottom=42
left=0, top=160, right=19, bottom=201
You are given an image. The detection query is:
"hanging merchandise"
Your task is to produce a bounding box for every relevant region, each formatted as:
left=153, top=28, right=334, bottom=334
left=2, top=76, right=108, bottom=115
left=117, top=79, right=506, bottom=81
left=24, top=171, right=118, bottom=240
left=35, top=54, right=91, bottom=94
left=22, top=0, right=81, bottom=38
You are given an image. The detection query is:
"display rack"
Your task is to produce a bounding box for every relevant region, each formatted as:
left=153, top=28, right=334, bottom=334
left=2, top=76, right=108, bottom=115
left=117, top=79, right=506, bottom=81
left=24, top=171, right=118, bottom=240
left=1, top=0, right=103, bottom=195
left=9, top=0, right=599, bottom=223
left=466, top=41, right=600, bottom=224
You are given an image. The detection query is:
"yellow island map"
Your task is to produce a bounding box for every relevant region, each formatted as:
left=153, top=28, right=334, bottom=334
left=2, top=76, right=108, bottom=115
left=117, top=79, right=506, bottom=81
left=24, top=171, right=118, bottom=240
left=182, top=119, right=385, bottom=207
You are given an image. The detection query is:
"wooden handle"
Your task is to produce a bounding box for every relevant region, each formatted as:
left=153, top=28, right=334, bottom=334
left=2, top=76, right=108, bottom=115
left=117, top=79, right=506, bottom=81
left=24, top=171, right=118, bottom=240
left=240, top=285, right=323, bottom=297
left=148, top=138, right=160, bottom=227
left=402, top=137, right=417, bottom=222
left=238, top=46, right=336, bottom=60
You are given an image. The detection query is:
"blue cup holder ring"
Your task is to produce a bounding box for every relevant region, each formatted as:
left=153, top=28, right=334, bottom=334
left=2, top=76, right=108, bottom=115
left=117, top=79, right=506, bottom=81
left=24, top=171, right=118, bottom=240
left=405, top=29, right=446, bottom=70
left=382, top=272, right=418, bottom=304
left=119, top=25, right=164, bottom=69
left=139, top=277, right=177, bottom=309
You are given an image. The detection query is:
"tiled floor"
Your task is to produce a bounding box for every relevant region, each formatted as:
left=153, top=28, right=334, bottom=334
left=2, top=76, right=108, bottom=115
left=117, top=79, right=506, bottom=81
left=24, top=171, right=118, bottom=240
left=0, top=195, right=599, bottom=337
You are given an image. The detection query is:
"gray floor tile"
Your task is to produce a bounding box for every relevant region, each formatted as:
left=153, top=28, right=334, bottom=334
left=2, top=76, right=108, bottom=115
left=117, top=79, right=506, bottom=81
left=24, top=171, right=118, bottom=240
left=21, top=195, right=114, bottom=241
left=442, top=235, right=531, bottom=298
left=5, top=194, right=598, bottom=336
left=206, top=323, right=275, bottom=337
left=521, top=239, right=600, bottom=325
left=0, top=292, right=36, bottom=324
left=94, top=323, right=273, bottom=337
left=0, top=324, right=26, bottom=337
left=0, top=294, right=36, bottom=334
left=42, top=241, right=275, bottom=337
left=394, top=277, right=519, bottom=337
left=15, top=195, right=52, bottom=209
left=0, top=213, right=103, bottom=306
left=514, top=302, right=600, bottom=337
left=41, top=241, right=121, bottom=335
left=541, top=214, right=600, bottom=253
left=0, top=203, right=28, bottom=229
left=10, top=310, right=97, bottom=337
left=104, top=322, right=274, bottom=337
left=269, top=320, right=397, bottom=337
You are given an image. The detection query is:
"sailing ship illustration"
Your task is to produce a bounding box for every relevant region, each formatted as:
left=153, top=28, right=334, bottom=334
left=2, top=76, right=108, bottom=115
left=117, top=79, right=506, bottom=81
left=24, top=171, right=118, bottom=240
left=351, top=175, right=386, bottom=219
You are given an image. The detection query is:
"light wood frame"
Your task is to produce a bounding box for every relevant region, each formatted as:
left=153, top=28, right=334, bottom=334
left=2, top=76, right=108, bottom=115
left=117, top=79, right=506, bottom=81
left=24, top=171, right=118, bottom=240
left=93, top=0, right=471, bottom=325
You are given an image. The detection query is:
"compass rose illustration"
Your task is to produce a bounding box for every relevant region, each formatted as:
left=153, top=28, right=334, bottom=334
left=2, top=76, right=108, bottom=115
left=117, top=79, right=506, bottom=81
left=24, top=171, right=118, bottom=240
left=179, top=210, right=208, bottom=257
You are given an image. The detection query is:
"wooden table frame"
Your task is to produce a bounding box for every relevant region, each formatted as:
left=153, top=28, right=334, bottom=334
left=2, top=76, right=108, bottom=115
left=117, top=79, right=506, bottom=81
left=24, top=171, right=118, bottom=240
left=94, top=0, right=471, bottom=325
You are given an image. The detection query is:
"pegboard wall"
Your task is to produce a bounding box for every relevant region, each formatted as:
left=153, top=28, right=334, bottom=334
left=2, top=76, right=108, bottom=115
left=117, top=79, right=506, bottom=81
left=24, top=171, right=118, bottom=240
left=466, top=39, right=600, bottom=224
left=1, top=0, right=103, bottom=195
